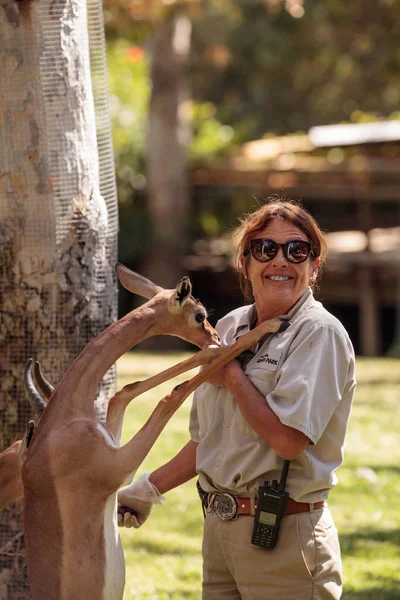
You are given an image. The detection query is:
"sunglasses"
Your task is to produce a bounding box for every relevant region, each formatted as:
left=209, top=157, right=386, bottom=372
left=247, top=238, right=313, bottom=264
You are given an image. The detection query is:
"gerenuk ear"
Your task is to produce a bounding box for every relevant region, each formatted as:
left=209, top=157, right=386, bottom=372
left=115, top=263, right=164, bottom=299
left=169, top=277, right=192, bottom=312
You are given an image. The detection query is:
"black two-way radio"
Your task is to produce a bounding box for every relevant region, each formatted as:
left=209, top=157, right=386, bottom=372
left=251, top=459, right=290, bottom=549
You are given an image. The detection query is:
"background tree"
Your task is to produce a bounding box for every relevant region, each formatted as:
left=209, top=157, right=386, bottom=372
left=106, top=2, right=200, bottom=338
left=143, top=3, right=192, bottom=293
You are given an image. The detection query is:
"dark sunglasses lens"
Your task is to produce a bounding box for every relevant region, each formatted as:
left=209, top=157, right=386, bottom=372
left=251, top=239, right=278, bottom=262
left=286, top=241, right=311, bottom=263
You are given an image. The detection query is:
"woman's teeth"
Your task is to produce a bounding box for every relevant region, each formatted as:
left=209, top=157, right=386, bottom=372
left=267, top=276, right=291, bottom=281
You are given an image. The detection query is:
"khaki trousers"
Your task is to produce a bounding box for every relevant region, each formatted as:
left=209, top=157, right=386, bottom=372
left=202, top=506, right=342, bottom=600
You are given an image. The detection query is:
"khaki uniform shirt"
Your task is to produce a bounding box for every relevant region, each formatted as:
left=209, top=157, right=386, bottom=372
left=189, top=288, right=356, bottom=503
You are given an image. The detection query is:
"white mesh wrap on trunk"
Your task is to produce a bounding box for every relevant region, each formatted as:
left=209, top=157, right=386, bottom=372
left=0, top=0, right=118, bottom=595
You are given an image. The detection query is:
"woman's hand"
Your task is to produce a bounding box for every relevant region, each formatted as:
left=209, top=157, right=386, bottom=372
left=206, top=358, right=244, bottom=388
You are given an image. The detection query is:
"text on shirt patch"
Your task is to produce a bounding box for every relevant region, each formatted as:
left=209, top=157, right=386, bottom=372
left=257, top=353, right=278, bottom=366
left=250, top=348, right=281, bottom=373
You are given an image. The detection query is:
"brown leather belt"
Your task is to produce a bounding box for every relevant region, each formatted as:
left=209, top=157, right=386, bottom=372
left=207, top=492, right=325, bottom=521
left=235, top=497, right=325, bottom=517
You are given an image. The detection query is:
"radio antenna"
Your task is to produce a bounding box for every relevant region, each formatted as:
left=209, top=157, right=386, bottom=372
left=279, top=460, right=291, bottom=492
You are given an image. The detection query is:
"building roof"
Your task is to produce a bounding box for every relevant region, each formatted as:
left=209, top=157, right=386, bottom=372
left=192, top=120, right=400, bottom=200
left=309, top=121, right=400, bottom=147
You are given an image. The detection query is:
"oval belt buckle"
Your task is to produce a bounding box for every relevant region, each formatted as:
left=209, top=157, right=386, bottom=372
left=213, top=493, right=238, bottom=520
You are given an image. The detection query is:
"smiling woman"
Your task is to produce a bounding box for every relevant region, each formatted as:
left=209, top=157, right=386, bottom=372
left=118, top=196, right=355, bottom=600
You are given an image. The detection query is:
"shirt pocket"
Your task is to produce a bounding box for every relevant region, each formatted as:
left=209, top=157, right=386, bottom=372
left=233, top=369, right=277, bottom=440
left=233, top=367, right=276, bottom=440
left=246, top=366, right=277, bottom=397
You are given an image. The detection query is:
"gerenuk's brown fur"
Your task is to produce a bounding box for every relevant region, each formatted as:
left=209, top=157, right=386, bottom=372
left=0, top=441, right=24, bottom=511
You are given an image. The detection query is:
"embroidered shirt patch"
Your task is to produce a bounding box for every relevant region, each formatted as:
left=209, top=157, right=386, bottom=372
left=254, top=349, right=281, bottom=371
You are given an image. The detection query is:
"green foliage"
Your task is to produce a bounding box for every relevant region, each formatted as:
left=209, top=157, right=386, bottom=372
left=189, top=101, right=235, bottom=161
left=106, top=41, right=237, bottom=172
left=117, top=353, right=400, bottom=600
left=190, top=0, right=400, bottom=138
left=107, top=39, right=150, bottom=202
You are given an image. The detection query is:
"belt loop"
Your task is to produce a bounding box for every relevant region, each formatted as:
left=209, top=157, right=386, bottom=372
left=309, top=503, right=315, bottom=512
left=250, top=496, right=256, bottom=516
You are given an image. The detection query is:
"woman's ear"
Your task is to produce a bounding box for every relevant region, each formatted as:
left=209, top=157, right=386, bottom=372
left=240, top=255, right=248, bottom=279
left=311, top=256, right=321, bottom=282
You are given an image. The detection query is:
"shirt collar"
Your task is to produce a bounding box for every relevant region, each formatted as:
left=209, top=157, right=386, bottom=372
left=233, top=287, right=314, bottom=339
left=233, top=304, right=257, bottom=338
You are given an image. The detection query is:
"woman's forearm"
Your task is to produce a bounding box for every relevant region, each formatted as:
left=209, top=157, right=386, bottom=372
left=149, top=439, right=198, bottom=494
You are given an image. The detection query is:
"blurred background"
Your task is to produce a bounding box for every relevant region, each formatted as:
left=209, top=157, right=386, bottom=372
left=1, top=2, right=399, bottom=598
left=104, top=0, right=400, bottom=357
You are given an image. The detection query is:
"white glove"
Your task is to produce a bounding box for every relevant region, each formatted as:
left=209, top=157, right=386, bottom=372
left=117, top=472, right=164, bottom=529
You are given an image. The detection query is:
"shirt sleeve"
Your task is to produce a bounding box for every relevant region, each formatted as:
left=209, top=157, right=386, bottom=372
left=188, top=314, right=225, bottom=443
left=266, top=320, right=353, bottom=444
left=189, top=388, right=200, bottom=443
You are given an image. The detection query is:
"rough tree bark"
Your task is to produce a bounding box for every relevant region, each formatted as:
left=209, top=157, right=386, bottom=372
left=0, top=0, right=116, bottom=597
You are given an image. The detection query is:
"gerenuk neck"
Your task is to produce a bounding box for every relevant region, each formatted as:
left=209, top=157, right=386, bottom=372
left=53, top=297, right=165, bottom=411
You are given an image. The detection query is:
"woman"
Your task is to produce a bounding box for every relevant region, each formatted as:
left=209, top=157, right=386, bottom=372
left=118, top=197, right=356, bottom=600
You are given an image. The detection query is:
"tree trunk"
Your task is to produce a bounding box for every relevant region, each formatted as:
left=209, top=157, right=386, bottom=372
left=142, top=7, right=192, bottom=349
left=145, top=7, right=192, bottom=288
left=0, top=0, right=116, bottom=597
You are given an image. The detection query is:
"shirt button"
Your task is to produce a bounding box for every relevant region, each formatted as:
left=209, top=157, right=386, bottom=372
left=215, top=460, right=221, bottom=467
left=224, top=420, right=230, bottom=427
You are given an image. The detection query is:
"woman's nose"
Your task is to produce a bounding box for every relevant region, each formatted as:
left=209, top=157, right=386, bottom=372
left=271, top=247, right=288, bottom=266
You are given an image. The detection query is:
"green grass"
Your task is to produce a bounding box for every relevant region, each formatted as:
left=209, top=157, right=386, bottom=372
left=117, top=354, right=400, bottom=599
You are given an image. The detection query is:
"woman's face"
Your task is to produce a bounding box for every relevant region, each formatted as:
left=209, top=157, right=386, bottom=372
left=240, top=218, right=320, bottom=318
